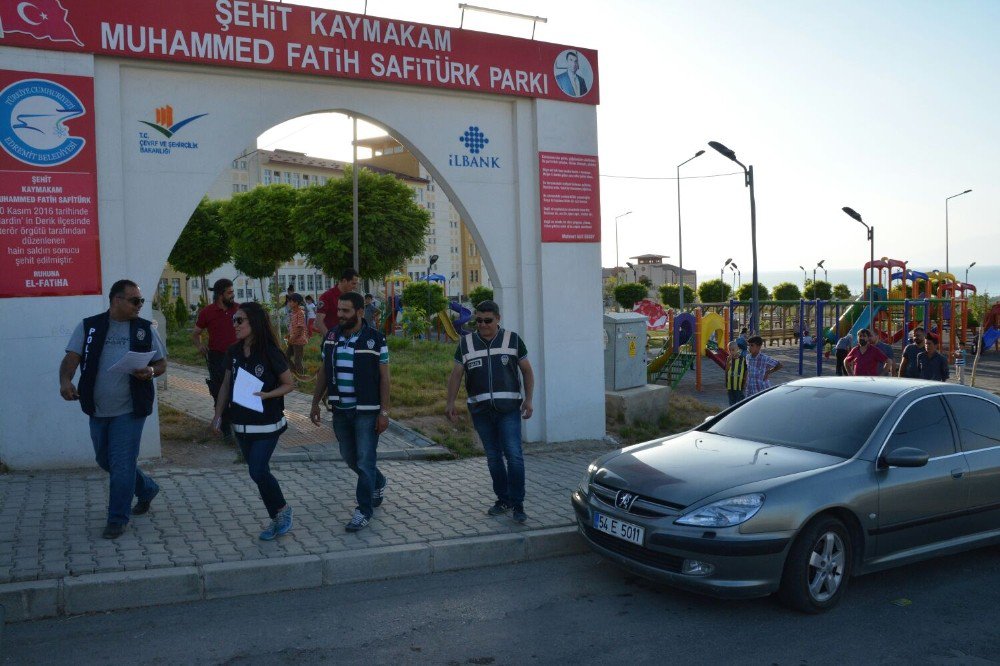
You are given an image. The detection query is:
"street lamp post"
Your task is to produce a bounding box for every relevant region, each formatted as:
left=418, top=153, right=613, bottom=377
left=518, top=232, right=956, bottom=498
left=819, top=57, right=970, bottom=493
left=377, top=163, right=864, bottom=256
left=709, top=141, right=759, bottom=332
left=813, top=259, right=825, bottom=296
left=729, top=263, right=739, bottom=293
left=721, top=257, right=732, bottom=287
left=842, top=207, right=874, bottom=322
left=799, top=265, right=807, bottom=294
left=945, top=189, right=972, bottom=274
left=426, top=254, right=438, bottom=330
left=676, top=150, right=705, bottom=310
left=625, top=261, right=638, bottom=282
left=965, top=261, right=976, bottom=285
left=614, top=210, right=632, bottom=275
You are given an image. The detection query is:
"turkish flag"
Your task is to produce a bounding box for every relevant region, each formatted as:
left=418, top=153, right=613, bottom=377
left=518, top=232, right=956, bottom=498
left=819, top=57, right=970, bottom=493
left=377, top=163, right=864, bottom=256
left=0, top=0, right=83, bottom=46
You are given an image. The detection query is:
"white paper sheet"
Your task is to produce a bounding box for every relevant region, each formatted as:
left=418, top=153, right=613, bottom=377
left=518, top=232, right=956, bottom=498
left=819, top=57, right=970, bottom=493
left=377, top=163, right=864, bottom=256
left=233, top=367, right=265, bottom=413
left=106, top=350, right=157, bottom=374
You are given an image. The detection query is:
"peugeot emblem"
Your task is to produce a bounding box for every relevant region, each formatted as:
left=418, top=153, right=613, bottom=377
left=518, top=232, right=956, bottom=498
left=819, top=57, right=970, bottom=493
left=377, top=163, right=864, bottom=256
left=615, top=490, right=637, bottom=511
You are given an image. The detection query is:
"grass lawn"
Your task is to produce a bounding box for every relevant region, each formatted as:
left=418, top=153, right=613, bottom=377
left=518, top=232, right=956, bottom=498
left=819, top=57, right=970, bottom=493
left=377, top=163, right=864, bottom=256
left=169, top=326, right=480, bottom=457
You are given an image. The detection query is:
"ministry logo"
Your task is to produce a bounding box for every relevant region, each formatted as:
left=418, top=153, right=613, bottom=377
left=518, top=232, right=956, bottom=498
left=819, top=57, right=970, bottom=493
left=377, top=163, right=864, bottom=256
left=138, top=105, right=207, bottom=155
left=0, top=78, right=87, bottom=166
left=449, top=124, right=500, bottom=169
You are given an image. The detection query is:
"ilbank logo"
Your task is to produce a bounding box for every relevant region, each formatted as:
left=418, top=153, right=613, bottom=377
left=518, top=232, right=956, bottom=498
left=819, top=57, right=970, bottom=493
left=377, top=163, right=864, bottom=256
left=449, top=125, right=500, bottom=169
left=137, top=105, right=207, bottom=156
left=0, top=78, right=86, bottom=166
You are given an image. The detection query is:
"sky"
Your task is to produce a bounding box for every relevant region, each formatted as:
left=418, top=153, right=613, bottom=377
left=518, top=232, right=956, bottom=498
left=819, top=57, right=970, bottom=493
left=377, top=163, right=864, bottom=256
left=259, top=0, right=1000, bottom=283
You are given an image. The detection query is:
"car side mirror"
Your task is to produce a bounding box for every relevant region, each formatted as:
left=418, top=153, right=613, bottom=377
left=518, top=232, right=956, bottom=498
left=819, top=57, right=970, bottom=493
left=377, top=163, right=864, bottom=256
left=882, top=447, right=930, bottom=468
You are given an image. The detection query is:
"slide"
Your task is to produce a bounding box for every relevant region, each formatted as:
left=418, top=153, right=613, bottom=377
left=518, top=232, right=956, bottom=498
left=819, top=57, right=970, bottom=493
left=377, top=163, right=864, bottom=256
left=705, top=346, right=728, bottom=370
left=848, top=302, right=888, bottom=341
left=647, top=348, right=674, bottom=381
left=984, top=327, right=1000, bottom=350
left=438, top=301, right=473, bottom=342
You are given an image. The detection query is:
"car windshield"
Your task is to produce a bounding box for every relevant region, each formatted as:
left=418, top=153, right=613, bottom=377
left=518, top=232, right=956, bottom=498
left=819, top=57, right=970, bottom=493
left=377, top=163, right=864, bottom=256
left=706, top=385, right=894, bottom=457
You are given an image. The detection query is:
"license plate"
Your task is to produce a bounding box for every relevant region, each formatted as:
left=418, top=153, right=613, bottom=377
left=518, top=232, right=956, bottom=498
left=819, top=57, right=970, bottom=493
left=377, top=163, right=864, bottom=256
left=593, top=511, right=644, bottom=545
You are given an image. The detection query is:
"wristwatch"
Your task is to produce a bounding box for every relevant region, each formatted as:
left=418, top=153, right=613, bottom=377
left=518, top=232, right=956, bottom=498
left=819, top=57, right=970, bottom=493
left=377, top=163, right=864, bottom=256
left=379, top=410, right=390, bottom=417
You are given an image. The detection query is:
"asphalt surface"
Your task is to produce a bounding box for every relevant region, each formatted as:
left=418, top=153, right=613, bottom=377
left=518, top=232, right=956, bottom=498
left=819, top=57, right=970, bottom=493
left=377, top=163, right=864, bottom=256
left=5, top=548, right=1000, bottom=665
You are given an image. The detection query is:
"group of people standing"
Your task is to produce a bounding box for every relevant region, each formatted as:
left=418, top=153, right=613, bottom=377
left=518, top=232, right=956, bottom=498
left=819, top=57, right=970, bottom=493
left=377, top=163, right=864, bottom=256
left=61, top=276, right=535, bottom=542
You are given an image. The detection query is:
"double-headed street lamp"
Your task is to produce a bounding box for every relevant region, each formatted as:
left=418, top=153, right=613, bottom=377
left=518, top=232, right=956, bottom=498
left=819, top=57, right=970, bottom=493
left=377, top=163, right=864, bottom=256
left=945, top=189, right=972, bottom=274
left=721, top=257, right=732, bottom=286
left=730, top=262, right=740, bottom=292
left=676, top=150, right=705, bottom=309
left=799, top=265, right=807, bottom=293
left=709, top=141, right=759, bottom=332
left=614, top=210, right=632, bottom=275
left=842, top=207, right=874, bottom=321
left=966, top=261, right=976, bottom=285
left=813, top=259, right=825, bottom=294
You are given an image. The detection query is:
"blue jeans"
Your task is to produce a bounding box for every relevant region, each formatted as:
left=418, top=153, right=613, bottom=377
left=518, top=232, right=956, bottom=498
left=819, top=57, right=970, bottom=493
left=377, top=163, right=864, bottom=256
left=89, top=413, right=159, bottom=526
left=332, top=409, right=385, bottom=518
left=235, top=433, right=286, bottom=519
left=471, top=408, right=525, bottom=506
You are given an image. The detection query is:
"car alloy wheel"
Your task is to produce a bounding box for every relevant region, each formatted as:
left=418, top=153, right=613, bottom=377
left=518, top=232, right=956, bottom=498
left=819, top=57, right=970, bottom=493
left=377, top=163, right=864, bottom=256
left=779, top=516, right=852, bottom=613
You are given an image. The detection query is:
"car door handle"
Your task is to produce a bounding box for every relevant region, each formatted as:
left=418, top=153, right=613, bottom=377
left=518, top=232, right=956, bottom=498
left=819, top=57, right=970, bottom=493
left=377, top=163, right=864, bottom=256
left=951, top=468, right=965, bottom=479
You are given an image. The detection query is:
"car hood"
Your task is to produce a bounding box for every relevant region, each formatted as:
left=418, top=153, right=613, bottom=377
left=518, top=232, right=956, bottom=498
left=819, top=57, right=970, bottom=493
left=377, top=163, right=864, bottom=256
left=597, top=431, right=844, bottom=507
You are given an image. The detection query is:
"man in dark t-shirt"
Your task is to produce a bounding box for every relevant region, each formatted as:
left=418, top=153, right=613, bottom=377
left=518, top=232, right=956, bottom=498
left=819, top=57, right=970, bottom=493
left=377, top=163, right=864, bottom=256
left=898, top=326, right=926, bottom=378
left=917, top=337, right=949, bottom=381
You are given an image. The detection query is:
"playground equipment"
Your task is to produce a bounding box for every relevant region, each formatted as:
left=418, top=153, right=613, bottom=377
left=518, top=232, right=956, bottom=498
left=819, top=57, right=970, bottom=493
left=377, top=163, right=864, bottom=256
left=438, top=300, right=473, bottom=341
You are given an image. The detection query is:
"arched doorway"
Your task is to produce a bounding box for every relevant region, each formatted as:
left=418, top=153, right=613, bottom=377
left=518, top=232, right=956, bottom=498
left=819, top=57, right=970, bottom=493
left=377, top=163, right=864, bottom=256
left=0, top=5, right=603, bottom=468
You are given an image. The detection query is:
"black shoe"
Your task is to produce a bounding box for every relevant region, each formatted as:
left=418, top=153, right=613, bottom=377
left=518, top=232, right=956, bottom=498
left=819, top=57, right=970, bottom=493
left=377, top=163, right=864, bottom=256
left=487, top=500, right=510, bottom=517
left=102, top=523, right=125, bottom=539
left=345, top=509, right=370, bottom=532
left=132, top=488, right=159, bottom=515
left=512, top=505, right=528, bottom=524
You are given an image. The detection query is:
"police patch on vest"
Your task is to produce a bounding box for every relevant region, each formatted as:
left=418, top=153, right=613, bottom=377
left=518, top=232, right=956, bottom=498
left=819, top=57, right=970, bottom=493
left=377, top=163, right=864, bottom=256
left=468, top=359, right=483, bottom=370
left=136, top=329, right=146, bottom=341
left=367, top=339, right=375, bottom=349
left=254, top=364, right=265, bottom=378
left=501, top=355, right=510, bottom=365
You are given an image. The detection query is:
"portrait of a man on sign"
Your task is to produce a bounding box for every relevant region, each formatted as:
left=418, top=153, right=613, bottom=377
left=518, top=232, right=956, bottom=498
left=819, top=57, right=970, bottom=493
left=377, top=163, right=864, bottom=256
left=554, top=49, right=593, bottom=98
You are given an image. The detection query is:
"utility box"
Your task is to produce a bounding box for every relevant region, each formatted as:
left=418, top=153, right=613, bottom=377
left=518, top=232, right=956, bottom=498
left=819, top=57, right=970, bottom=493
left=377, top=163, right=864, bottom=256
left=603, top=312, right=648, bottom=391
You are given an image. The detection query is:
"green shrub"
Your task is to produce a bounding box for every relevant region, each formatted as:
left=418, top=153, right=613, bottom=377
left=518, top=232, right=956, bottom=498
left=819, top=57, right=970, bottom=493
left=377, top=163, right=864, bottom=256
left=468, top=285, right=494, bottom=306
left=658, top=283, right=696, bottom=308
left=613, top=283, right=648, bottom=310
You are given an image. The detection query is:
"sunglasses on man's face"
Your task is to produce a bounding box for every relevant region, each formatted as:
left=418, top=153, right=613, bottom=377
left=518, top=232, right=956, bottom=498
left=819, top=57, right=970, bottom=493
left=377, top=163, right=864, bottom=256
left=475, top=317, right=495, bottom=324
left=232, top=315, right=247, bottom=325
left=118, top=296, right=145, bottom=306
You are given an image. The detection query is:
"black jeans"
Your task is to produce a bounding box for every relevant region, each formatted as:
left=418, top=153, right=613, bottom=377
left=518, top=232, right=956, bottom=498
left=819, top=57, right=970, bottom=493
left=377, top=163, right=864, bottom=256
left=835, top=349, right=848, bottom=376
left=727, top=389, right=745, bottom=406
left=236, top=433, right=286, bottom=519
left=206, top=350, right=231, bottom=436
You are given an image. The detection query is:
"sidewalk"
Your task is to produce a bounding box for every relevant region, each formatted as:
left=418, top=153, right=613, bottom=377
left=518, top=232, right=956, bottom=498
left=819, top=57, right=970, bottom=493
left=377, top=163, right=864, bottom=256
left=159, top=362, right=449, bottom=461
left=0, top=364, right=605, bottom=622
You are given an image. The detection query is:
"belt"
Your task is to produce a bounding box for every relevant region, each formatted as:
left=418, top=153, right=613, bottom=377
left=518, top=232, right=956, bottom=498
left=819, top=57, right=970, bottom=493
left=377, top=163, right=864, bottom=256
left=232, top=417, right=287, bottom=434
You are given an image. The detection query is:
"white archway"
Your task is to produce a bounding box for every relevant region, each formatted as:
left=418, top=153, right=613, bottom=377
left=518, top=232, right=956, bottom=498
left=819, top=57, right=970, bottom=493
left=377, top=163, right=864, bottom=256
left=0, top=10, right=604, bottom=469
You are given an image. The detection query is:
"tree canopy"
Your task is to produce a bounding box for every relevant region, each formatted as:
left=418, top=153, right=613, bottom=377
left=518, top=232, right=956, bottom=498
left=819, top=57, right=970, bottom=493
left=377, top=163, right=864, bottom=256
left=772, top=282, right=802, bottom=301
left=613, top=283, right=648, bottom=310
left=222, top=184, right=300, bottom=284
left=698, top=278, right=732, bottom=303
left=167, top=198, right=229, bottom=302
left=804, top=279, right=833, bottom=300
left=658, top=283, right=696, bottom=309
left=736, top=282, right=770, bottom=301
left=468, top=285, right=494, bottom=306
left=832, top=283, right=852, bottom=300
left=291, top=167, right=431, bottom=279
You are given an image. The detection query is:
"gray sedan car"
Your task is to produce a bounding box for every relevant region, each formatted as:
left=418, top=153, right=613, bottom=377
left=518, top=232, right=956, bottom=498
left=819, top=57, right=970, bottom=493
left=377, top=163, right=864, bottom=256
left=572, top=377, right=1000, bottom=612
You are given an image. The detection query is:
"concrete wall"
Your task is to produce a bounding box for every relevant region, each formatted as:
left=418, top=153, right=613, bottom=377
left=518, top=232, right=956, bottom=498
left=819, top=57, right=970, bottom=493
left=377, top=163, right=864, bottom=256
left=0, top=50, right=604, bottom=468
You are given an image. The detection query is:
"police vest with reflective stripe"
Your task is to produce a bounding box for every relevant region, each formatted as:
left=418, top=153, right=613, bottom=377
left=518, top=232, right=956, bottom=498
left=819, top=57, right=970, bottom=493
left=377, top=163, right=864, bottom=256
left=460, top=329, right=523, bottom=413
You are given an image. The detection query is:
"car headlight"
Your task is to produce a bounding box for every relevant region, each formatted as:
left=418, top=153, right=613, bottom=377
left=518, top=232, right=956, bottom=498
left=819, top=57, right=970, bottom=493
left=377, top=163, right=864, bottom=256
left=675, top=493, right=765, bottom=527
left=580, top=462, right=599, bottom=490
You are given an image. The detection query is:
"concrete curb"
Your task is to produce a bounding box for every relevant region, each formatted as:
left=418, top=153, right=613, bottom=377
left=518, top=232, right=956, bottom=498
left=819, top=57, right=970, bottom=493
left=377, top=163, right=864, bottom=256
left=271, top=445, right=452, bottom=463
left=0, top=525, right=587, bottom=622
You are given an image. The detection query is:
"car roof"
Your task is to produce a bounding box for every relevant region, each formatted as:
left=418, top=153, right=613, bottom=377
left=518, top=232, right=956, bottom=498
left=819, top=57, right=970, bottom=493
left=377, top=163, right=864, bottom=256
left=784, top=376, right=998, bottom=401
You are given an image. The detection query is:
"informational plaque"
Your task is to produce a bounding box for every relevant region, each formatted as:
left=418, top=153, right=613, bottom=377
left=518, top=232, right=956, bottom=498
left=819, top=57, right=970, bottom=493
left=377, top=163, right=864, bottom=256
left=0, top=69, right=101, bottom=297
left=539, top=152, right=600, bottom=243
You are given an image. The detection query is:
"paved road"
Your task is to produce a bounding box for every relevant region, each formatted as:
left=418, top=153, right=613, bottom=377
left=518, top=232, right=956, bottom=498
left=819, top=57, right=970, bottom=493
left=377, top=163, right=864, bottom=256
left=5, top=548, right=999, bottom=664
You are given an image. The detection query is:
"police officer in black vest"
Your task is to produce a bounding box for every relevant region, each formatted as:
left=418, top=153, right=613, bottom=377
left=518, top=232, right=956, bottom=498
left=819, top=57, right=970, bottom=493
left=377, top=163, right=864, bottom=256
left=446, top=300, right=535, bottom=523
left=59, top=279, right=167, bottom=539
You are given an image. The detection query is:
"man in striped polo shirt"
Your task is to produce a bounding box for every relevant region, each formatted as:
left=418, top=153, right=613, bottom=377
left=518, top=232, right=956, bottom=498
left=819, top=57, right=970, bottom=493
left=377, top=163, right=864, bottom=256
left=310, top=292, right=390, bottom=532
left=446, top=300, right=535, bottom=523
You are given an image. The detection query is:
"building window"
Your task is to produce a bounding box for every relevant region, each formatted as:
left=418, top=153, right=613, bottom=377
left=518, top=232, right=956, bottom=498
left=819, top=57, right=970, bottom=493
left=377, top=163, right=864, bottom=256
left=240, top=160, right=247, bottom=170
left=240, top=184, right=248, bottom=192
left=232, top=184, right=240, bottom=193
left=237, top=288, right=245, bottom=299
left=191, top=278, right=199, bottom=289
left=307, top=274, right=314, bottom=290
left=171, top=278, right=181, bottom=297
left=263, top=169, right=272, bottom=185
left=159, top=278, right=168, bottom=295
left=291, top=173, right=301, bottom=188
left=279, top=275, right=287, bottom=289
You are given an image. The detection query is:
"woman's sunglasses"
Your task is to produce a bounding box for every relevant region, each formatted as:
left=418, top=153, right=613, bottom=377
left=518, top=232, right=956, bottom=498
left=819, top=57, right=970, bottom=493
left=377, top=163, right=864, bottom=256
left=232, top=315, right=247, bottom=325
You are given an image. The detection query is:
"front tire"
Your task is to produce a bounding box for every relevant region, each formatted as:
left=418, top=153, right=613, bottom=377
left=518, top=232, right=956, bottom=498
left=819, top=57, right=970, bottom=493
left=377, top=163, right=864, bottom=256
left=778, top=516, right=852, bottom=613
